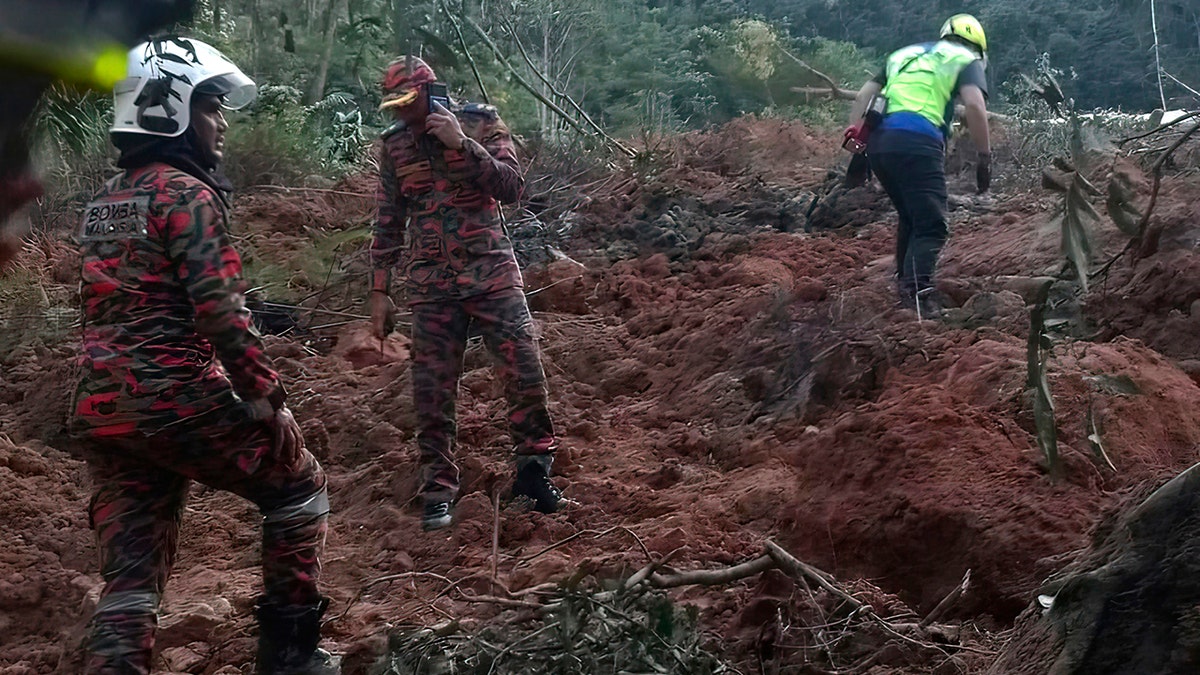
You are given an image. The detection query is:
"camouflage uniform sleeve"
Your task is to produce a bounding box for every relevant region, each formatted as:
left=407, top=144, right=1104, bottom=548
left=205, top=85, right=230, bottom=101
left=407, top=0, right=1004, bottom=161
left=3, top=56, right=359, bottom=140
left=371, top=141, right=407, bottom=278
left=459, top=109, right=524, bottom=204
left=166, top=186, right=284, bottom=411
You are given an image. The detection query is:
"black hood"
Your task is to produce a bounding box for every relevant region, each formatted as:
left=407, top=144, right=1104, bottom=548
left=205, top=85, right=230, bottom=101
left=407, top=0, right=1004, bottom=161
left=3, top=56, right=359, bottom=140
left=112, top=129, right=234, bottom=207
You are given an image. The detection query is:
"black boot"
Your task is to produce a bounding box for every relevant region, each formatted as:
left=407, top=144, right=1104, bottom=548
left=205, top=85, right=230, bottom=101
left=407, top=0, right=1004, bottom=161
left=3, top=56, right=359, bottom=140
left=255, top=596, right=341, bottom=675
left=512, top=458, right=562, bottom=514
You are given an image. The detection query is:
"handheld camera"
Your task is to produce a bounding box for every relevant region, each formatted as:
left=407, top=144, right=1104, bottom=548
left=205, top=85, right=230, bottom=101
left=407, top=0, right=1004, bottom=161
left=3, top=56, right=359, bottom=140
left=427, top=82, right=450, bottom=112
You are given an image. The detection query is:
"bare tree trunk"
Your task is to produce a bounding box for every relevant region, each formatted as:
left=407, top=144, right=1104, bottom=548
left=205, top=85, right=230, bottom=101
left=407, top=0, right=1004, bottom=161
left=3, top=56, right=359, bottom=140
left=249, top=0, right=263, bottom=73
left=306, top=0, right=348, bottom=104
left=212, top=0, right=222, bottom=33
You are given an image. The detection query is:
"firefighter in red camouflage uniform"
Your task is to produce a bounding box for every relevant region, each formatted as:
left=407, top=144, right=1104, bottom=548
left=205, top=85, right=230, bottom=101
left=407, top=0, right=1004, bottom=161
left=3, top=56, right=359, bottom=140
left=71, top=38, right=338, bottom=674
left=369, top=56, right=562, bottom=531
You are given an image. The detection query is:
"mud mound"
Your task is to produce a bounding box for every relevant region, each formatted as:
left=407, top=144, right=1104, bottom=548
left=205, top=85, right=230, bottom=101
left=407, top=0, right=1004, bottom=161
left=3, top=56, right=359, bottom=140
left=1084, top=174, right=1200, bottom=360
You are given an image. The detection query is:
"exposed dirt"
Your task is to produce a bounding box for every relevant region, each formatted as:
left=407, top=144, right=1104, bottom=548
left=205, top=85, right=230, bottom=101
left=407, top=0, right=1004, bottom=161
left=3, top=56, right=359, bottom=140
left=3, top=117, right=1200, bottom=673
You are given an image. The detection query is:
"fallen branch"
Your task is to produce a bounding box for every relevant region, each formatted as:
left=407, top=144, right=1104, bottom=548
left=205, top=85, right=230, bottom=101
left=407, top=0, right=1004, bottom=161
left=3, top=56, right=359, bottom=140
left=458, top=591, right=544, bottom=610
left=624, top=546, right=686, bottom=592
left=920, top=569, right=971, bottom=626
left=650, top=554, right=774, bottom=588
left=524, top=275, right=584, bottom=298
left=765, top=540, right=868, bottom=613
left=790, top=85, right=857, bottom=101
left=779, top=47, right=848, bottom=99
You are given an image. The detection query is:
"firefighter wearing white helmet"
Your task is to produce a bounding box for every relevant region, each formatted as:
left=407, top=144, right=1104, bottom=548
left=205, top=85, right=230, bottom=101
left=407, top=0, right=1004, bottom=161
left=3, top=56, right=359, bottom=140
left=74, top=37, right=340, bottom=675
left=845, top=13, right=992, bottom=318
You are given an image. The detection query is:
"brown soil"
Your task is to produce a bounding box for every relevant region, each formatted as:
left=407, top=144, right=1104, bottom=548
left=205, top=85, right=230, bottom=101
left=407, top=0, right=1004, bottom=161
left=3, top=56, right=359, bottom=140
left=3, top=117, right=1200, bottom=673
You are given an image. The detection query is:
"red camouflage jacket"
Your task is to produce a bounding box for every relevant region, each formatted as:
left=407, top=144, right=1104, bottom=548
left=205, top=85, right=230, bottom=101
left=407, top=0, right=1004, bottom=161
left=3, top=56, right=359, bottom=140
left=72, top=163, right=283, bottom=437
left=371, top=103, right=525, bottom=302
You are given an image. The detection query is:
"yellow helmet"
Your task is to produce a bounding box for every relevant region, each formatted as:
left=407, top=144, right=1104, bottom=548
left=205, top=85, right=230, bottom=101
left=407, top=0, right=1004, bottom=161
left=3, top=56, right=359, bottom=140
left=940, top=14, right=987, bottom=54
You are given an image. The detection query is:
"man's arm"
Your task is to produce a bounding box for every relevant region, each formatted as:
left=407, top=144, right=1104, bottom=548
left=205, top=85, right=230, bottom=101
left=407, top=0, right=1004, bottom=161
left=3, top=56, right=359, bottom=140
left=165, top=187, right=283, bottom=415
left=849, top=80, right=883, bottom=124
left=959, top=84, right=990, bottom=154
left=427, top=102, right=524, bottom=204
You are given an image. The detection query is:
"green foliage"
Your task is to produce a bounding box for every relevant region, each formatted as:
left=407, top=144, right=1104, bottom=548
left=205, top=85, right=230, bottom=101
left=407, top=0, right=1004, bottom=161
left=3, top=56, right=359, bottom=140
left=225, top=85, right=372, bottom=187
left=30, top=85, right=116, bottom=223
left=373, top=585, right=729, bottom=674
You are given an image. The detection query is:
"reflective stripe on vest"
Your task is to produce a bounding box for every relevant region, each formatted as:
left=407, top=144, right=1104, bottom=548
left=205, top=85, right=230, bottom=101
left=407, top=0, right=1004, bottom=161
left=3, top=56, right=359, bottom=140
left=881, top=41, right=980, bottom=132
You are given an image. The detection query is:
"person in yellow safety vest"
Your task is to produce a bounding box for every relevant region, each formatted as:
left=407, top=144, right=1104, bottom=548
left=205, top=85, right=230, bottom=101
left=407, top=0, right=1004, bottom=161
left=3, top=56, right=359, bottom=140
left=848, top=13, right=991, bottom=318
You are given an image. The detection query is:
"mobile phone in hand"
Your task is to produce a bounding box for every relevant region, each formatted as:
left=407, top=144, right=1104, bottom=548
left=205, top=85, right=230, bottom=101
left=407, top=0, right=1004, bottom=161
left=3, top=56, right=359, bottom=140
left=427, top=82, right=450, bottom=112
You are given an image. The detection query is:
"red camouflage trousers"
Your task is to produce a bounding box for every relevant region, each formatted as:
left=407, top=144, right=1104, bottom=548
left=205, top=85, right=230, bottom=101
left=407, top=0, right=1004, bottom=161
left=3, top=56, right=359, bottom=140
left=412, top=287, right=556, bottom=502
left=81, top=407, right=328, bottom=675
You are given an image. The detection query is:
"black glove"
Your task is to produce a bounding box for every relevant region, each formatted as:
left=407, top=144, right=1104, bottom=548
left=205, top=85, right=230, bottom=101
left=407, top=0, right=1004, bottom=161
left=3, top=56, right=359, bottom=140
left=976, top=153, right=991, bottom=194
left=844, top=152, right=871, bottom=188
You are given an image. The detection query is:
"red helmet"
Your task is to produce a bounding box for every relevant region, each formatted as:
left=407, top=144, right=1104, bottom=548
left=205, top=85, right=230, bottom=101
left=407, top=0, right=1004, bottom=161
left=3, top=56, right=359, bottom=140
left=380, top=56, right=436, bottom=110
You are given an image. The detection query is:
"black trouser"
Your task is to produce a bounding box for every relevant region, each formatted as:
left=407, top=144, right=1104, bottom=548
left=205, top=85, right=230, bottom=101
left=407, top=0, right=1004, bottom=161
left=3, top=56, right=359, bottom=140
left=868, top=150, right=948, bottom=293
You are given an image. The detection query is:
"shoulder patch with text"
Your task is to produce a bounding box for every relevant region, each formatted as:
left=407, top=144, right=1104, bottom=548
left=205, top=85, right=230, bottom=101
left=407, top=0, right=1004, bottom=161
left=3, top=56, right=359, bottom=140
left=79, top=196, right=151, bottom=241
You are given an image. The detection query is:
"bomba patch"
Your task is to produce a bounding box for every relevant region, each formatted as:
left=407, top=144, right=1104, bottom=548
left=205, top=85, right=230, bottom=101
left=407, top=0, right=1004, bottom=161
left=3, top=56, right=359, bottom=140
left=80, top=197, right=151, bottom=241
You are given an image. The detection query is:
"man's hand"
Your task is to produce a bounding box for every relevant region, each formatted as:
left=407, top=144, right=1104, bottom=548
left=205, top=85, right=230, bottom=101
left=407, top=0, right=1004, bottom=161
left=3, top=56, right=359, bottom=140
left=271, top=406, right=304, bottom=469
left=426, top=101, right=468, bottom=149
left=976, top=153, right=992, bottom=194
left=369, top=290, right=396, bottom=340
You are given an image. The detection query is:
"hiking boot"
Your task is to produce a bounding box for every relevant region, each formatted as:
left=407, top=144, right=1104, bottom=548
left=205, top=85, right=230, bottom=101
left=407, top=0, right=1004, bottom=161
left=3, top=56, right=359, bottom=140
left=421, top=500, right=453, bottom=531
left=512, top=460, right=561, bottom=514
left=255, top=597, right=341, bottom=675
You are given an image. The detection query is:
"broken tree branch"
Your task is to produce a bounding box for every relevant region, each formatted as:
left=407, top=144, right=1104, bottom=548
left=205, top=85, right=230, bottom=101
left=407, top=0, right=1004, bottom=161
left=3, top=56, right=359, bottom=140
left=920, top=569, right=971, bottom=627
left=497, top=13, right=621, bottom=156
left=765, top=540, right=869, bottom=614
left=778, top=46, right=846, bottom=99
left=649, top=554, right=775, bottom=588
left=790, top=85, right=857, bottom=101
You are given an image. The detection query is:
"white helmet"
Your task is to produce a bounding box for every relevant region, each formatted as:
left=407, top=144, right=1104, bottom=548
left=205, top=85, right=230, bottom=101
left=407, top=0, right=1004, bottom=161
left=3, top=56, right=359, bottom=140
left=111, top=37, right=257, bottom=138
